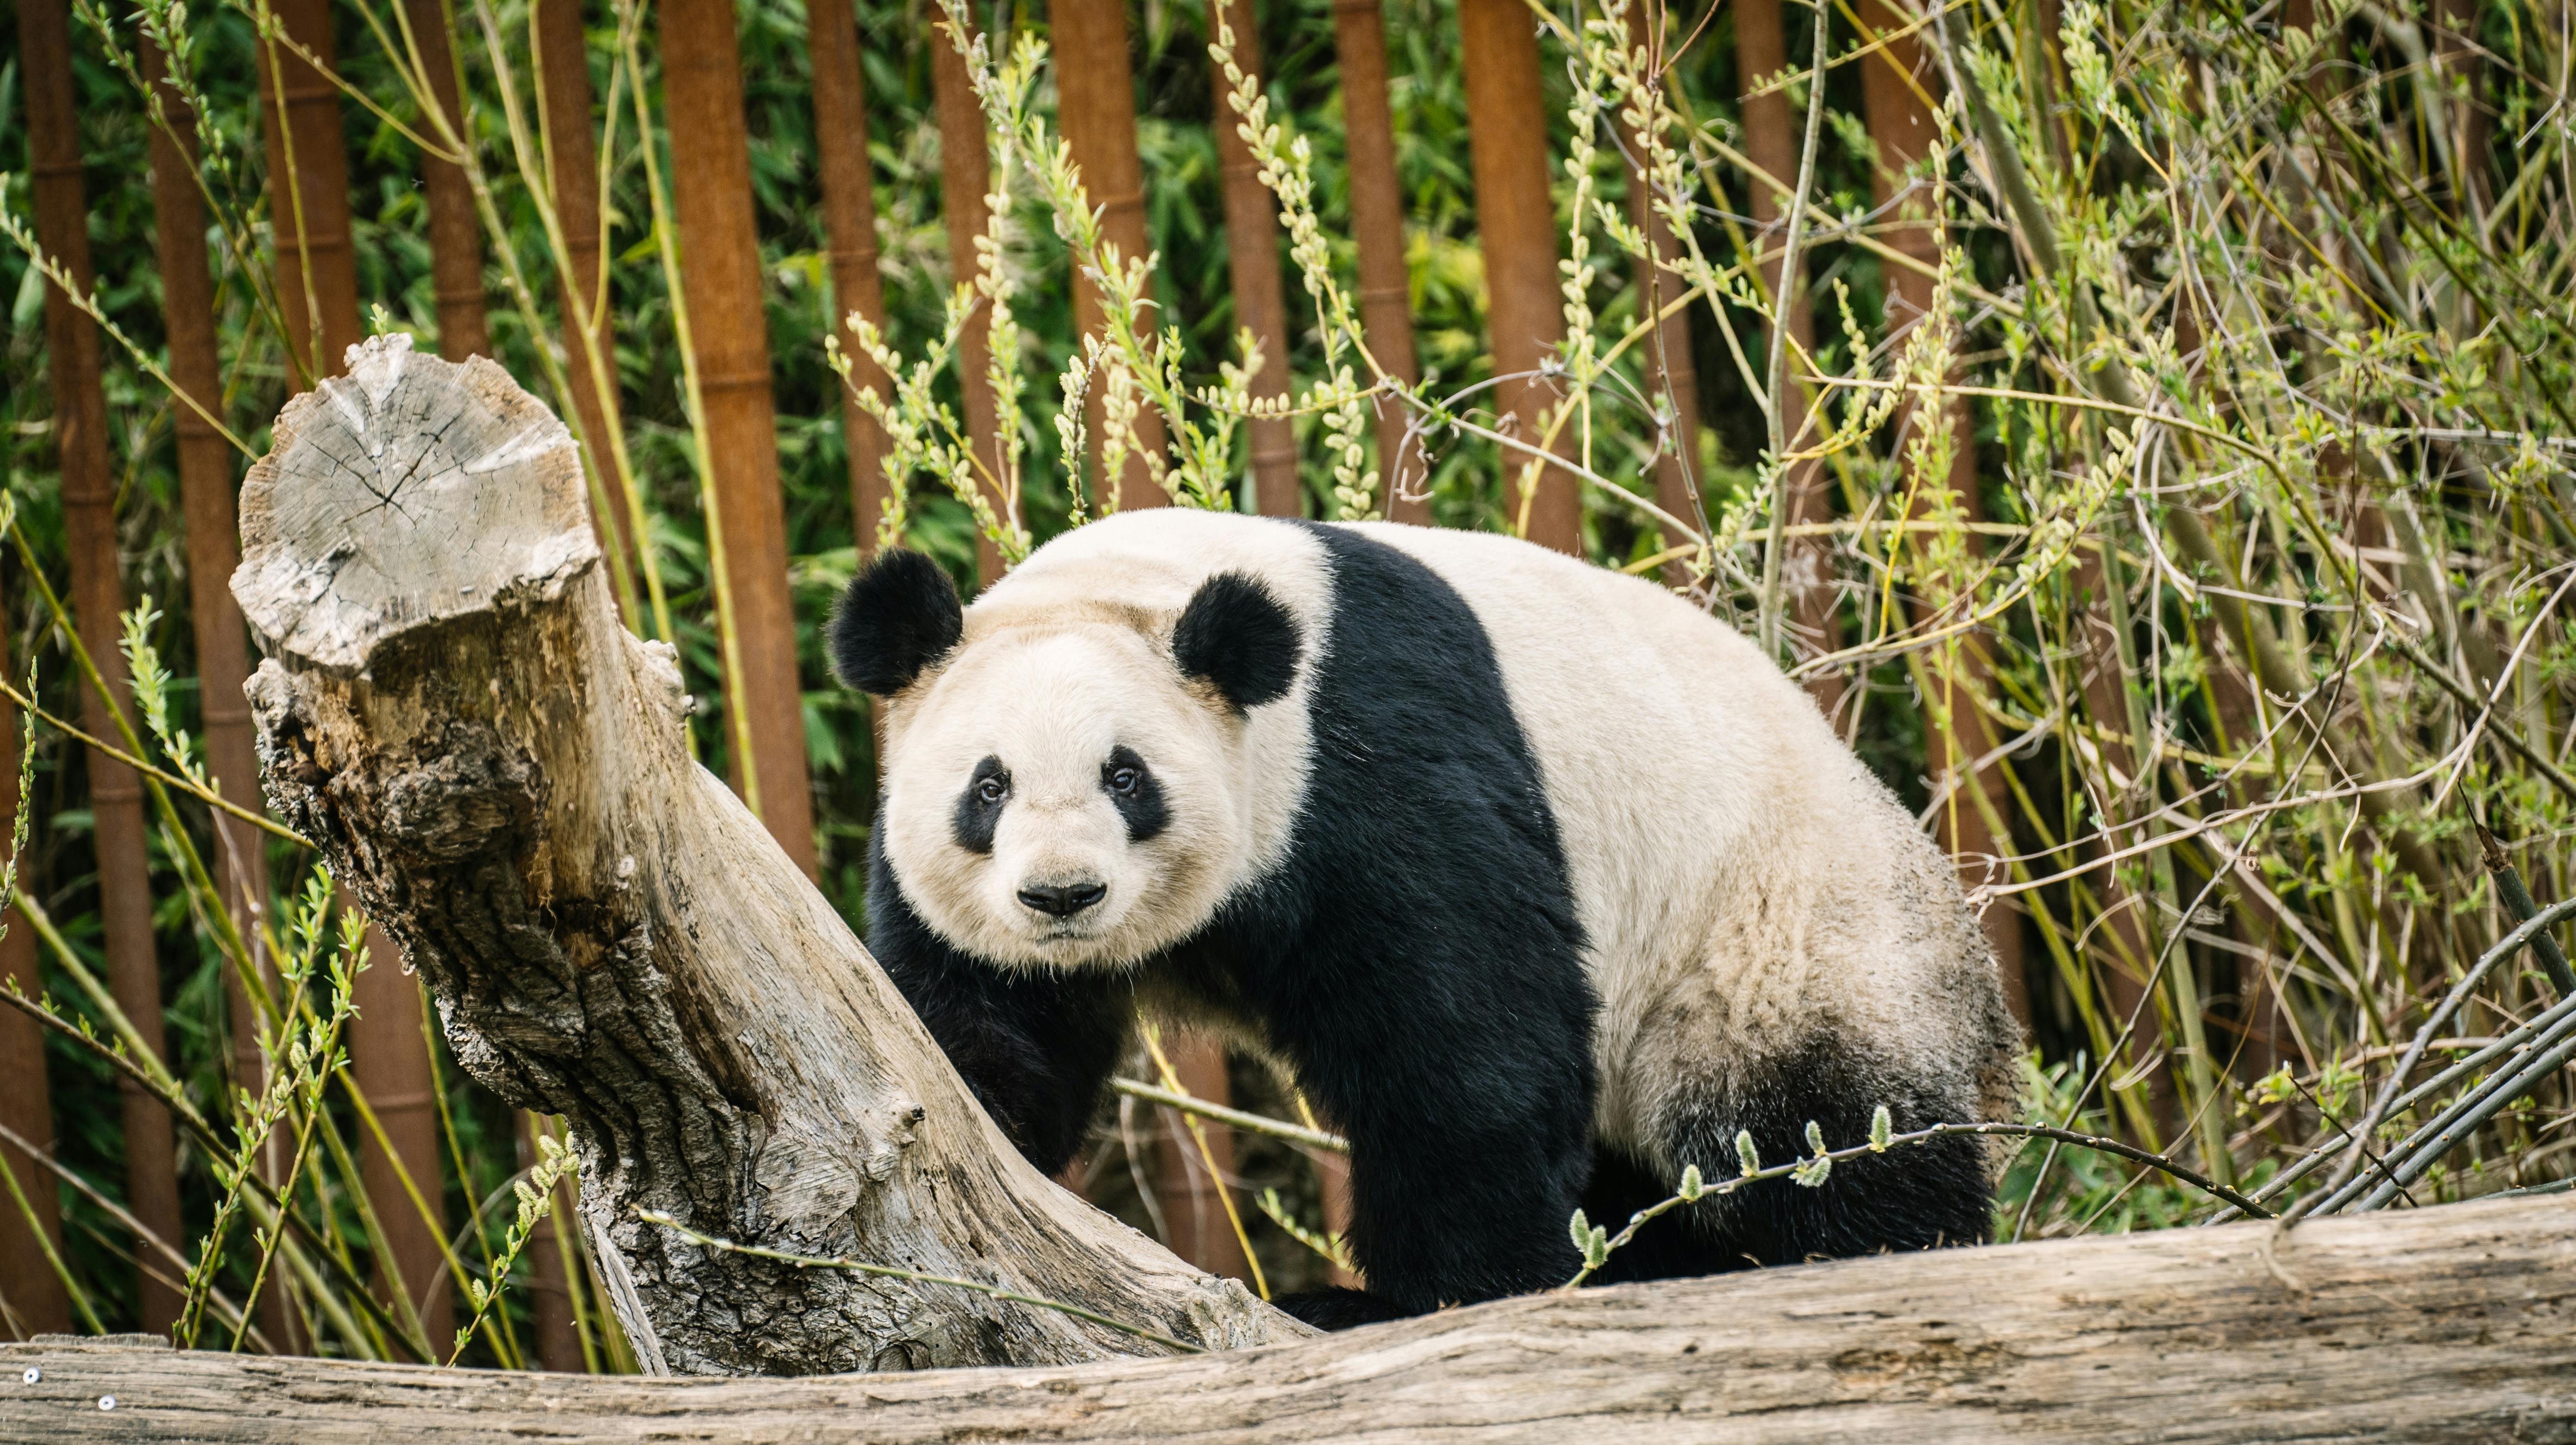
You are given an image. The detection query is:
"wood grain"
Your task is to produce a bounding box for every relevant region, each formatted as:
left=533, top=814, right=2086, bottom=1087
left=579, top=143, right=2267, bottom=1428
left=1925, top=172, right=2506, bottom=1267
left=5, top=1192, right=2570, bottom=1441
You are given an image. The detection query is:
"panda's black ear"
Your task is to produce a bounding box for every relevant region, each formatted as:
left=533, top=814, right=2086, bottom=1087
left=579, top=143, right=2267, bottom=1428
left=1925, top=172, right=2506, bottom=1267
left=830, top=549, right=964, bottom=695
left=1174, top=572, right=1302, bottom=712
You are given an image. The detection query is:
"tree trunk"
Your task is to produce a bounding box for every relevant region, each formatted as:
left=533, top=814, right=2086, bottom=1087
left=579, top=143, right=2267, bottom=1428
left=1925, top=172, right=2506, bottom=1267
left=0, top=632, right=71, bottom=1341
left=21, top=0, right=186, bottom=1335
left=659, top=0, right=820, bottom=876
left=1328, top=0, right=1426, bottom=523
left=1209, top=0, right=1303, bottom=519
left=809, top=0, right=897, bottom=554
left=1052, top=0, right=1173, bottom=511
left=228, top=336, right=1297, bottom=1374
left=140, top=35, right=291, bottom=1347
left=9, top=1191, right=2572, bottom=1436
left=1458, top=0, right=1575, bottom=553
left=930, top=17, right=1010, bottom=584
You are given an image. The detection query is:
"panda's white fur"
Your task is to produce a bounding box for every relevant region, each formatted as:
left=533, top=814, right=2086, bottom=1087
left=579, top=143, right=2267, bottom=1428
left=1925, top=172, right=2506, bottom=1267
left=876, top=509, right=2010, bottom=1169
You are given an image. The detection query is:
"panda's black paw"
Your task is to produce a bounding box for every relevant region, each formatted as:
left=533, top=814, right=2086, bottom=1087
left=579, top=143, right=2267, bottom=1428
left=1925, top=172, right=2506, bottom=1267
left=1274, top=1287, right=1416, bottom=1331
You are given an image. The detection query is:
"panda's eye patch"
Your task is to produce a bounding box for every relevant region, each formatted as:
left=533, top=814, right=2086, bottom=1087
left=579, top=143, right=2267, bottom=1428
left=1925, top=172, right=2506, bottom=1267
left=1101, top=746, right=1168, bottom=843
left=953, top=756, right=1008, bottom=854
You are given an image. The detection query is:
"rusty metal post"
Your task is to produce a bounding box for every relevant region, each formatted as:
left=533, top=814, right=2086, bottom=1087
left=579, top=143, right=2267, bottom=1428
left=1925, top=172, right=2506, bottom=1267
left=350, top=934, right=454, bottom=1348
left=1457, top=0, right=1575, bottom=552
left=255, top=0, right=368, bottom=381
left=537, top=0, right=639, bottom=578
left=931, top=20, right=1009, bottom=583
left=1208, top=0, right=1302, bottom=517
left=660, top=0, right=820, bottom=874
left=1623, top=2, right=1703, bottom=573
left=1737, top=0, right=1839, bottom=715
left=1328, top=0, right=1426, bottom=523
left=1857, top=0, right=2023, bottom=1026
left=21, top=0, right=186, bottom=1334
left=140, top=34, right=296, bottom=1350
left=406, top=0, right=491, bottom=360
left=810, top=0, right=899, bottom=553
left=0, top=632, right=71, bottom=1340
left=1051, top=0, right=1171, bottom=510
left=515, top=1113, right=584, bottom=1370
left=1150, top=1040, right=1249, bottom=1281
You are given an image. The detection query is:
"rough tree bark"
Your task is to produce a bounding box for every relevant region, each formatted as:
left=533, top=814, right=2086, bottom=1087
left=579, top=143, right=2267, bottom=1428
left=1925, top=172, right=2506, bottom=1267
left=6, top=1190, right=2572, bottom=1438
left=227, top=337, right=1297, bottom=1375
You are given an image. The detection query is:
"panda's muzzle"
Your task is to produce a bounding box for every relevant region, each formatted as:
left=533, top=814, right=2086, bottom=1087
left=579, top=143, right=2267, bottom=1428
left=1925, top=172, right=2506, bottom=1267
left=1018, top=881, right=1108, bottom=918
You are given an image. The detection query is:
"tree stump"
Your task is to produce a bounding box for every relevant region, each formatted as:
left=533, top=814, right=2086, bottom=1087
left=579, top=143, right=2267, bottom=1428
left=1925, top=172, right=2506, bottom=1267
left=231, top=334, right=1302, bottom=1375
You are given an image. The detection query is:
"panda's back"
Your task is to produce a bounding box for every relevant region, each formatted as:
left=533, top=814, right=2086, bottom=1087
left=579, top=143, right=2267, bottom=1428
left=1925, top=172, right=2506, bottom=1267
left=999, top=510, right=2007, bottom=1141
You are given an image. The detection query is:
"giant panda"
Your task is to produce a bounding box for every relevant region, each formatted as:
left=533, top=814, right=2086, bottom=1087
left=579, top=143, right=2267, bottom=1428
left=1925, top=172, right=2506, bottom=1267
left=830, top=508, right=2020, bottom=1328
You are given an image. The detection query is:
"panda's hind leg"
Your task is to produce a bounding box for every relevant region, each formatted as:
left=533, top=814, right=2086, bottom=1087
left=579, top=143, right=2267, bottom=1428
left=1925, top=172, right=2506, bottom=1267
left=1612, top=1037, right=1996, bottom=1277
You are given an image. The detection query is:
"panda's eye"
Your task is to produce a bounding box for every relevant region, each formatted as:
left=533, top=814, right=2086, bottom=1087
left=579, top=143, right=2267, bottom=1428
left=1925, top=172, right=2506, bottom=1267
left=975, top=775, right=1008, bottom=806
left=1108, top=767, right=1141, bottom=796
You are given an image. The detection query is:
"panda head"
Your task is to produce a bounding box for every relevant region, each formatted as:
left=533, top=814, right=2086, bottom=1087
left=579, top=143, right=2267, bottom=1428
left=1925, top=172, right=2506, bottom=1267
left=830, top=548, right=1303, bottom=970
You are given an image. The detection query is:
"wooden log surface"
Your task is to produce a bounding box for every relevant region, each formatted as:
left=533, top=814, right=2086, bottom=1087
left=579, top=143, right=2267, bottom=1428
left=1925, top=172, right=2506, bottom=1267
left=3, top=1192, right=2571, bottom=1442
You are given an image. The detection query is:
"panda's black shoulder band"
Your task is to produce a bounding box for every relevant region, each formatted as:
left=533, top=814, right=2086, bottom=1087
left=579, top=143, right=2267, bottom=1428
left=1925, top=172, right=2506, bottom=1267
left=1174, top=572, right=1302, bottom=712
left=830, top=548, right=965, bottom=695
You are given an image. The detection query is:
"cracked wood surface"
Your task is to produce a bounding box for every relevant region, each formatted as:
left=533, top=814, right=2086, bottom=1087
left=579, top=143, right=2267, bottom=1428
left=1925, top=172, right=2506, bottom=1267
left=227, top=335, right=1302, bottom=1376
left=2, top=1192, right=2571, bottom=1441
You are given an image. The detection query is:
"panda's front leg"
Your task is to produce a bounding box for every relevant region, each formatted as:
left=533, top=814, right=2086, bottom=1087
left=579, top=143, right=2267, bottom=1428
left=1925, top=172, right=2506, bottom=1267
left=867, top=851, right=1130, bottom=1175
left=1261, top=920, right=1599, bottom=1327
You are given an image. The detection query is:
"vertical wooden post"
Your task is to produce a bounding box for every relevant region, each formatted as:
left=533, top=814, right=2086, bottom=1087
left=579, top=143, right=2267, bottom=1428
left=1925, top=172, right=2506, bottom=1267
left=1208, top=0, right=1302, bottom=518
left=141, top=34, right=295, bottom=1350
left=1737, top=0, right=1838, bottom=714
left=659, top=0, right=820, bottom=874
left=256, top=0, right=368, bottom=381
left=1150, top=1041, right=1248, bottom=1281
left=931, top=17, right=1009, bottom=584
left=1051, top=0, right=1172, bottom=511
left=1457, top=0, right=1575, bottom=552
left=257, top=0, right=457, bottom=1341
left=20, top=0, right=186, bottom=1335
left=810, top=0, right=898, bottom=550
left=0, top=634, right=72, bottom=1340
left=1328, top=0, right=1425, bottom=523
left=536, top=0, right=639, bottom=576
left=405, top=0, right=491, bottom=360
left=1857, top=0, right=2024, bottom=1027
left=1623, top=2, right=1703, bottom=569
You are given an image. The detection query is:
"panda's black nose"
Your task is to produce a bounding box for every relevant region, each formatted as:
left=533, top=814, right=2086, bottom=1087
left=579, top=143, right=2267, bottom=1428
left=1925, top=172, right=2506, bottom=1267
left=1019, top=882, right=1107, bottom=917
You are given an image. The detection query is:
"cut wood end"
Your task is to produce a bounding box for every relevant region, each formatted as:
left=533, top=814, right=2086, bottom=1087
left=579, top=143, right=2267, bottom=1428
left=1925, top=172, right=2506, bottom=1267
left=231, top=333, right=599, bottom=674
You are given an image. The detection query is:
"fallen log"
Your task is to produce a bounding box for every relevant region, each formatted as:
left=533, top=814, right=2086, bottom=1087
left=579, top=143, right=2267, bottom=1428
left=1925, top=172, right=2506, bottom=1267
left=228, top=335, right=1300, bottom=1375
left=2, top=1191, right=2570, bottom=1441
